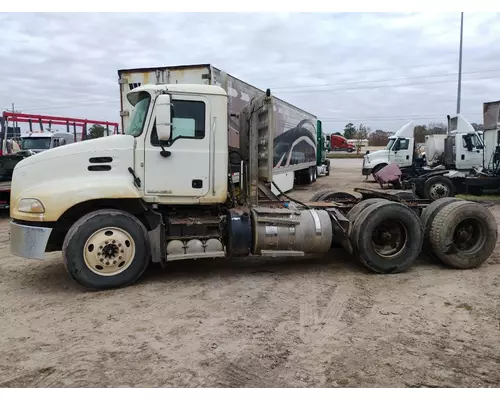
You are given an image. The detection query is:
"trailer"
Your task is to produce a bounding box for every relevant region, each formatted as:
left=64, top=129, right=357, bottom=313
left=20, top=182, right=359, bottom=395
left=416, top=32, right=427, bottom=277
left=117, top=64, right=329, bottom=194
left=8, top=85, right=498, bottom=290
left=0, top=112, right=120, bottom=204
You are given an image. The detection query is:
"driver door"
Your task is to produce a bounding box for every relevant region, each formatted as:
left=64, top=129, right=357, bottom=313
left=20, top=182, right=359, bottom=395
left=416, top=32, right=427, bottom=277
left=457, top=133, right=484, bottom=170
left=144, top=95, right=211, bottom=198
left=388, top=138, right=412, bottom=167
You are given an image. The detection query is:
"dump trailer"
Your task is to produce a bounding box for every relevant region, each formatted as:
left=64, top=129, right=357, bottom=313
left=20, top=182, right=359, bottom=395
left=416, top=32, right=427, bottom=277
left=8, top=84, right=498, bottom=290
left=117, top=64, right=329, bottom=193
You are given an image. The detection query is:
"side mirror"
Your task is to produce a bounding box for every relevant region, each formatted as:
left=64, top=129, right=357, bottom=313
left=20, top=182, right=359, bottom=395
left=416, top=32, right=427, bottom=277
left=155, top=94, right=172, bottom=142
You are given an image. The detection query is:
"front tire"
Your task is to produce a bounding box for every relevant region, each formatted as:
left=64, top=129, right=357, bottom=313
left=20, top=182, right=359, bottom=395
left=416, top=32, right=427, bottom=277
left=62, top=209, right=151, bottom=290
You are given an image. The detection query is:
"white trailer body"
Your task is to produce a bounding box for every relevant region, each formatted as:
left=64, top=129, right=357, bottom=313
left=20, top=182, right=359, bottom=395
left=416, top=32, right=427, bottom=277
left=117, top=64, right=318, bottom=193
left=424, top=134, right=446, bottom=167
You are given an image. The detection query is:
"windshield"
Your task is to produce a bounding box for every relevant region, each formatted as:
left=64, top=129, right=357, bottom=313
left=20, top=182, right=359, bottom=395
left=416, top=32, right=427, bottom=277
left=125, top=92, right=151, bottom=137
left=21, top=137, right=52, bottom=150
left=386, top=138, right=396, bottom=150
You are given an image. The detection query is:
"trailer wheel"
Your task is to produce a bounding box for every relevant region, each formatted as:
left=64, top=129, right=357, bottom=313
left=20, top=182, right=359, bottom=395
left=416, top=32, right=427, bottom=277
left=420, top=197, right=463, bottom=259
left=351, top=202, right=423, bottom=273
left=62, top=209, right=151, bottom=290
left=429, top=201, right=497, bottom=269
left=423, top=175, right=456, bottom=201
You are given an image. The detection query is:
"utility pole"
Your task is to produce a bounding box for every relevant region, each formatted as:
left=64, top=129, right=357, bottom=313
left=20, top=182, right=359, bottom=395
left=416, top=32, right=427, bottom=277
left=456, top=12, right=464, bottom=114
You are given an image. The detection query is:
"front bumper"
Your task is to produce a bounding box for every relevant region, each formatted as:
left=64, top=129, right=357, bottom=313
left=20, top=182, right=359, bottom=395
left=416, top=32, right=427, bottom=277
left=10, top=221, right=52, bottom=260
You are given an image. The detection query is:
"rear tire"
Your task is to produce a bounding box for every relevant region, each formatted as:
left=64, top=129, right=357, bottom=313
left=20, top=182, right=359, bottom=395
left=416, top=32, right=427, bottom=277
left=429, top=201, right=497, bottom=269
left=420, top=197, right=463, bottom=259
left=423, top=175, right=456, bottom=201
left=344, top=198, right=390, bottom=255
left=62, top=209, right=151, bottom=290
left=351, top=202, right=423, bottom=274
left=347, top=198, right=390, bottom=225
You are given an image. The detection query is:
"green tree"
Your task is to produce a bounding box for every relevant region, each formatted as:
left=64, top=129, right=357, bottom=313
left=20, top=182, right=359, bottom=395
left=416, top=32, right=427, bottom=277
left=414, top=125, right=428, bottom=144
left=428, top=122, right=447, bottom=136
left=471, top=123, right=484, bottom=131
left=343, top=123, right=356, bottom=139
left=89, top=124, right=105, bottom=139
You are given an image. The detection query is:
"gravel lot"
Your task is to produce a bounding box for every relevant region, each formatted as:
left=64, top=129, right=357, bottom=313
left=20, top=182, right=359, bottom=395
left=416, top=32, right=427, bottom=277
left=1, top=158, right=499, bottom=388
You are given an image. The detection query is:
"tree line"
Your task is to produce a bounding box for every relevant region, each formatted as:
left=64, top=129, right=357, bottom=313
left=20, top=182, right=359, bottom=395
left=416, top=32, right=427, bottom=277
left=329, top=121, right=483, bottom=147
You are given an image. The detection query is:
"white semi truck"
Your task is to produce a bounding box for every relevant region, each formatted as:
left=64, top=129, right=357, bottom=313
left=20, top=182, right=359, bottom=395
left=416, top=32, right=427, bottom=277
left=8, top=84, right=497, bottom=290
left=409, top=101, right=500, bottom=200
left=362, top=115, right=484, bottom=181
left=118, top=64, right=330, bottom=193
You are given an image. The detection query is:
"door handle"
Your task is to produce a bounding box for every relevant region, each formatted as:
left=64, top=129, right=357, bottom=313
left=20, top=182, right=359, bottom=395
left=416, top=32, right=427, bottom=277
left=461, top=155, right=465, bottom=160
left=192, top=179, right=203, bottom=189
left=476, top=150, right=480, bottom=153
left=406, top=155, right=409, bottom=160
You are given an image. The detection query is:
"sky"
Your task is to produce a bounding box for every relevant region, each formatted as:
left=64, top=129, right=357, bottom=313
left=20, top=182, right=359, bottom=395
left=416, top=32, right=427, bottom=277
left=1, top=12, right=500, bottom=134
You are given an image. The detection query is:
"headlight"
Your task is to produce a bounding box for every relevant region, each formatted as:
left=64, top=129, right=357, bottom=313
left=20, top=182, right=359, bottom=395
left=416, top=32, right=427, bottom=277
left=18, top=198, right=45, bottom=213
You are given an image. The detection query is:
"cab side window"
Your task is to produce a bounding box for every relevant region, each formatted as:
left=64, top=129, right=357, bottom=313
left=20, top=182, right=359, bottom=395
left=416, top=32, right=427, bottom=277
left=462, top=134, right=481, bottom=149
left=151, top=100, right=206, bottom=146
left=395, top=138, right=409, bottom=151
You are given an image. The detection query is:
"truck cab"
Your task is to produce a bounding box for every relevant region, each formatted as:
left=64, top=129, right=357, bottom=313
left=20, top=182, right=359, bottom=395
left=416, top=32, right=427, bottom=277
left=362, top=121, right=415, bottom=177
left=330, top=134, right=355, bottom=153
left=19, top=131, right=75, bottom=154
left=444, top=114, right=485, bottom=171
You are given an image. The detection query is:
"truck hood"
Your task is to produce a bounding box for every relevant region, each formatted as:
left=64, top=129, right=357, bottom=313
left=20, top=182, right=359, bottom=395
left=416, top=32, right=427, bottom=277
left=10, top=134, right=141, bottom=222
left=365, top=149, right=389, bottom=160
left=14, top=135, right=135, bottom=170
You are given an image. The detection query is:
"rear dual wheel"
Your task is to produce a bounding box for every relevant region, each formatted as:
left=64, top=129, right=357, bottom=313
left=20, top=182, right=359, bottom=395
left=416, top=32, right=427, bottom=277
left=345, top=199, right=423, bottom=273
left=426, top=200, right=497, bottom=269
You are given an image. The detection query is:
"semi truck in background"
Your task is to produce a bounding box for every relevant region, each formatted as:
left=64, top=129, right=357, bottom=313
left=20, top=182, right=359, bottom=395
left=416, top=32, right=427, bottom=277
left=409, top=101, right=500, bottom=200
left=329, top=133, right=355, bottom=153
left=362, top=114, right=484, bottom=181
left=117, top=64, right=329, bottom=193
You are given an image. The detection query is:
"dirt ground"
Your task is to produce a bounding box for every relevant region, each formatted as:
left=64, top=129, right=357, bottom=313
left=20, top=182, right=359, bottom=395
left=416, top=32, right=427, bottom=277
left=1, top=158, right=500, bottom=388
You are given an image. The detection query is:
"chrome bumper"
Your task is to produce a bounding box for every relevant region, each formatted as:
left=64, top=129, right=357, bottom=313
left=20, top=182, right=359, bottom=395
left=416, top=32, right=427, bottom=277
left=10, top=221, right=52, bottom=260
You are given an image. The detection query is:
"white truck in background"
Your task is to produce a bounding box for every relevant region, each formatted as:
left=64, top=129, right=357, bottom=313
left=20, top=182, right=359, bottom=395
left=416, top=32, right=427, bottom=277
left=362, top=120, right=419, bottom=178
left=118, top=64, right=329, bottom=194
left=362, top=114, right=484, bottom=180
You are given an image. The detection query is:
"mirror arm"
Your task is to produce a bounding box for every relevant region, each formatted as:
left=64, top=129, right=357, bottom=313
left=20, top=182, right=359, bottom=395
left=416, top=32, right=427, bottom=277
left=159, top=141, right=171, bottom=158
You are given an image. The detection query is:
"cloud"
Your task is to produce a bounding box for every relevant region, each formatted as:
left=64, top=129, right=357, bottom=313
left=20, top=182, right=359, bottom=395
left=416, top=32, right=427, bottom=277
left=1, top=12, right=499, bottom=133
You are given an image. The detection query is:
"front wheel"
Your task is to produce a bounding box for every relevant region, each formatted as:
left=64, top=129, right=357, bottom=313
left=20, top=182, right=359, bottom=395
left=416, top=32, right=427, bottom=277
left=62, top=209, right=151, bottom=290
